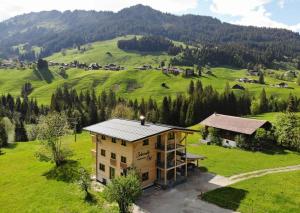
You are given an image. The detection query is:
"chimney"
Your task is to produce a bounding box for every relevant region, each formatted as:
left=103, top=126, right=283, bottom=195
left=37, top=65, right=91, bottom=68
left=140, top=115, right=145, bottom=125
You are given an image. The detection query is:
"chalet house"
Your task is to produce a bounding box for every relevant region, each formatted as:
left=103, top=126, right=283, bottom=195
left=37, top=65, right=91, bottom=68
left=84, top=118, right=203, bottom=189
left=88, top=63, right=101, bottom=70
left=135, top=65, right=152, bottom=70
left=200, top=113, right=271, bottom=147
left=184, top=68, right=194, bottom=77
left=104, top=64, right=124, bottom=71
left=276, top=82, right=288, bottom=88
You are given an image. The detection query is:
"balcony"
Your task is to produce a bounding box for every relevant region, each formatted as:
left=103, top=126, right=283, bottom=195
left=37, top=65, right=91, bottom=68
left=120, top=162, right=127, bottom=169
left=156, top=143, right=176, bottom=151
left=110, top=158, right=117, bottom=166
left=156, top=160, right=175, bottom=169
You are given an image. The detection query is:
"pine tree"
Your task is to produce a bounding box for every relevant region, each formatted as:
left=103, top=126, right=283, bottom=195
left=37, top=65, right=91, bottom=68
left=286, top=94, right=297, bottom=112
left=0, top=121, right=8, bottom=150
left=15, top=121, right=28, bottom=142
left=259, top=88, right=268, bottom=113
left=185, top=101, right=195, bottom=126
left=259, top=72, right=265, bottom=84
left=159, top=97, right=170, bottom=124
left=188, top=80, right=195, bottom=95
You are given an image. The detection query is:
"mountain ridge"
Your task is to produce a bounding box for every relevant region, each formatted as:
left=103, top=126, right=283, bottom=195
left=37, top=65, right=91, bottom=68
left=0, top=4, right=299, bottom=60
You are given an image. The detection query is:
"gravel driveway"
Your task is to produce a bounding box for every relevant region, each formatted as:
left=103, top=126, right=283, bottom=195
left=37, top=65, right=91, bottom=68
left=134, top=169, right=234, bottom=213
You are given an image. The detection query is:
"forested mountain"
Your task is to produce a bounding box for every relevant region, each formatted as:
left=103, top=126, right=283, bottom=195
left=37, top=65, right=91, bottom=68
left=1, top=4, right=300, bottom=62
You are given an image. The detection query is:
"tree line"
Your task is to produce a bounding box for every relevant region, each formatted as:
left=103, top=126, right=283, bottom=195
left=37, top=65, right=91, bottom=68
left=49, top=81, right=299, bottom=129
left=169, top=45, right=297, bottom=69
left=1, top=5, right=300, bottom=66
left=117, top=36, right=181, bottom=55
left=0, top=79, right=299, bottom=151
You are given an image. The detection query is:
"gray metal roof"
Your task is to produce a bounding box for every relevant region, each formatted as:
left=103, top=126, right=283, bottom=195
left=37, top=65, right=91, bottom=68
left=83, top=119, right=191, bottom=142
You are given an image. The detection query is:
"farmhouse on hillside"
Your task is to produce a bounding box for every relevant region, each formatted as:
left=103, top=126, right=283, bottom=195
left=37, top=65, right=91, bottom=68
left=200, top=113, right=271, bottom=147
left=84, top=118, right=203, bottom=189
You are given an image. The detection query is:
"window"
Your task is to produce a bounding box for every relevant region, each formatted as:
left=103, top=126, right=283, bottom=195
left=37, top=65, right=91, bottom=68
left=142, top=172, right=149, bottom=181
left=112, top=137, right=116, bottom=143
left=168, top=132, right=175, bottom=140
left=121, top=140, right=126, bottom=146
left=101, top=149, right=106, bottom=156
left=121, top=156, right=127, bottom=163
left=143, top=139, right=149, bottom=146
left=99, top=163, right=105, bottom=171
left=110, top=167, right=115, bottom=179
left=111, top=152, right=116, bottom=160
left=101, top=135, right=106, bottom=140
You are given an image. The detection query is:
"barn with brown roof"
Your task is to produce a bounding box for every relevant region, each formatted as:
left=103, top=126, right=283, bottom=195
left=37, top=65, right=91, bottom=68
left=200, top=113, right=271, bottom=147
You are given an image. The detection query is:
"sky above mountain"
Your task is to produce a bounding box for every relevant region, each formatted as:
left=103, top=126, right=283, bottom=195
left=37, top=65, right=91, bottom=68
left=0, top=0, right=299, bottom=32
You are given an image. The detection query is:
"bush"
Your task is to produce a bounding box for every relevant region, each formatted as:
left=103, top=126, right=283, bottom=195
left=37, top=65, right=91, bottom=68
left=235, top=134, right=249, bottom=149
left=199, top=126, right=209, bottom=139
left=254, top=128, right=274, bottom=148
left=208, top=127, right=222, bottom=146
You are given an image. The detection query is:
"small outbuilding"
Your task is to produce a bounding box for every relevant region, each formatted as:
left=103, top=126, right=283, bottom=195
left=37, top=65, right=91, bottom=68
left=200, top=113, right=271, bottom=147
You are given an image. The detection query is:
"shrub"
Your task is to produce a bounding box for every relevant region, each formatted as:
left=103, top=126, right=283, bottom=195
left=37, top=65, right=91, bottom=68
left=199, top=126, right=209, bottom=139
left=235, top=134, right=248, bottom=149
left=208, top=127, right=222, bottom=146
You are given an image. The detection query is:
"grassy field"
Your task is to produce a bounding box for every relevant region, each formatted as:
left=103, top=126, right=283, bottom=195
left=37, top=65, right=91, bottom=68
left=46, top=36, right=172, bottom=67
left=0, top=130, right=299, bottom=212
left=187, top=123, right=300, bottom=177
left=1, top=36, right=299, bottom=105
left=0, top=133, right=116, bottom=213
left=188, top=144, right=300, bottom=177
left=203, top=171, right=300, bottom=213
left=1, top=66, right=299, bottom=105
left=248, top=112, right=300, bottom=123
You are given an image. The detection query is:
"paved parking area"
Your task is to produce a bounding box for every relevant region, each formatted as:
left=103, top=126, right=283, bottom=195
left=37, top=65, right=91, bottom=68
left=134, top=169, right=234, bottom=213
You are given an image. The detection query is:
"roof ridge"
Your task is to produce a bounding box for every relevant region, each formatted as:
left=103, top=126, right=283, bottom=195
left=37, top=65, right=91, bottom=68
left=213, top=113, right=267, bottom=123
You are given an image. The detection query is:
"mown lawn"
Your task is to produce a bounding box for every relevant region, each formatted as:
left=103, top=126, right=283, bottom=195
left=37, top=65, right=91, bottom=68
left=188, top=144, right=300, bottom=177
left=0, top=133, right=116, bottom=213
left=203, top=171, right=300, bottom=213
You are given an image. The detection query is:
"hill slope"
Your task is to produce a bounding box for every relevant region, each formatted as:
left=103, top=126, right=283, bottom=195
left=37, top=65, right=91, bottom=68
left=1, top=4, right=300, bottom=60
left=46, top=36, right=172, bottom=66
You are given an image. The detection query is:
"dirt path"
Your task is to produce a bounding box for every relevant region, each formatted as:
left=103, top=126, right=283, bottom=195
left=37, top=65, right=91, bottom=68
left=209, top=164, right=300, bottom=186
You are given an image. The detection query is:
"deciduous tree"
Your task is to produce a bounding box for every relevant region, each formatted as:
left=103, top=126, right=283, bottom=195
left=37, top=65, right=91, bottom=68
left=103, top=170, right=142, bottom=213
left=36, top=112, right=72, bottom=166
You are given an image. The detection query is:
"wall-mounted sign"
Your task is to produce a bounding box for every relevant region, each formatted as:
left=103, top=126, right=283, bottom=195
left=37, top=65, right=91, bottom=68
left=136, top=150, right=152, bottom=161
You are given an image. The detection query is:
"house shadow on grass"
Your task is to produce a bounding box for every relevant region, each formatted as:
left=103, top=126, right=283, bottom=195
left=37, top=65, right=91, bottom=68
left=202, top=187, right=248, bottom=211
left=43, top=160, right=80, bottom=183
left=260, top=146, right=292, bottom=155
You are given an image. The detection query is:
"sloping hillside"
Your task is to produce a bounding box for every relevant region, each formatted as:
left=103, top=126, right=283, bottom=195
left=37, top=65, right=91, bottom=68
left=46, top=36, right=172, bottom=66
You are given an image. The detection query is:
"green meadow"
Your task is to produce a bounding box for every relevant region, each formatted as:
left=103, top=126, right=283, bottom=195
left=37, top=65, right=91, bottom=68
left=1, top=67, right=299, bottom=106
left=203, top=171, right=300, bottom=213
left=0, top=36, right=299, bottom=105
left=0, top=133, right=117, bottom=213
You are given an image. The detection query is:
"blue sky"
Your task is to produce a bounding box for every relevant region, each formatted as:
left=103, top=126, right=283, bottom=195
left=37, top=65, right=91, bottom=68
left=0, top=0, right=299, bottom=32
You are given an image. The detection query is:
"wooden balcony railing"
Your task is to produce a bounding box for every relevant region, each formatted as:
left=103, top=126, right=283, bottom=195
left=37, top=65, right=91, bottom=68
left=110, top=158, right=117, bottom=166
left=120, top=162, right=127, bottom=169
